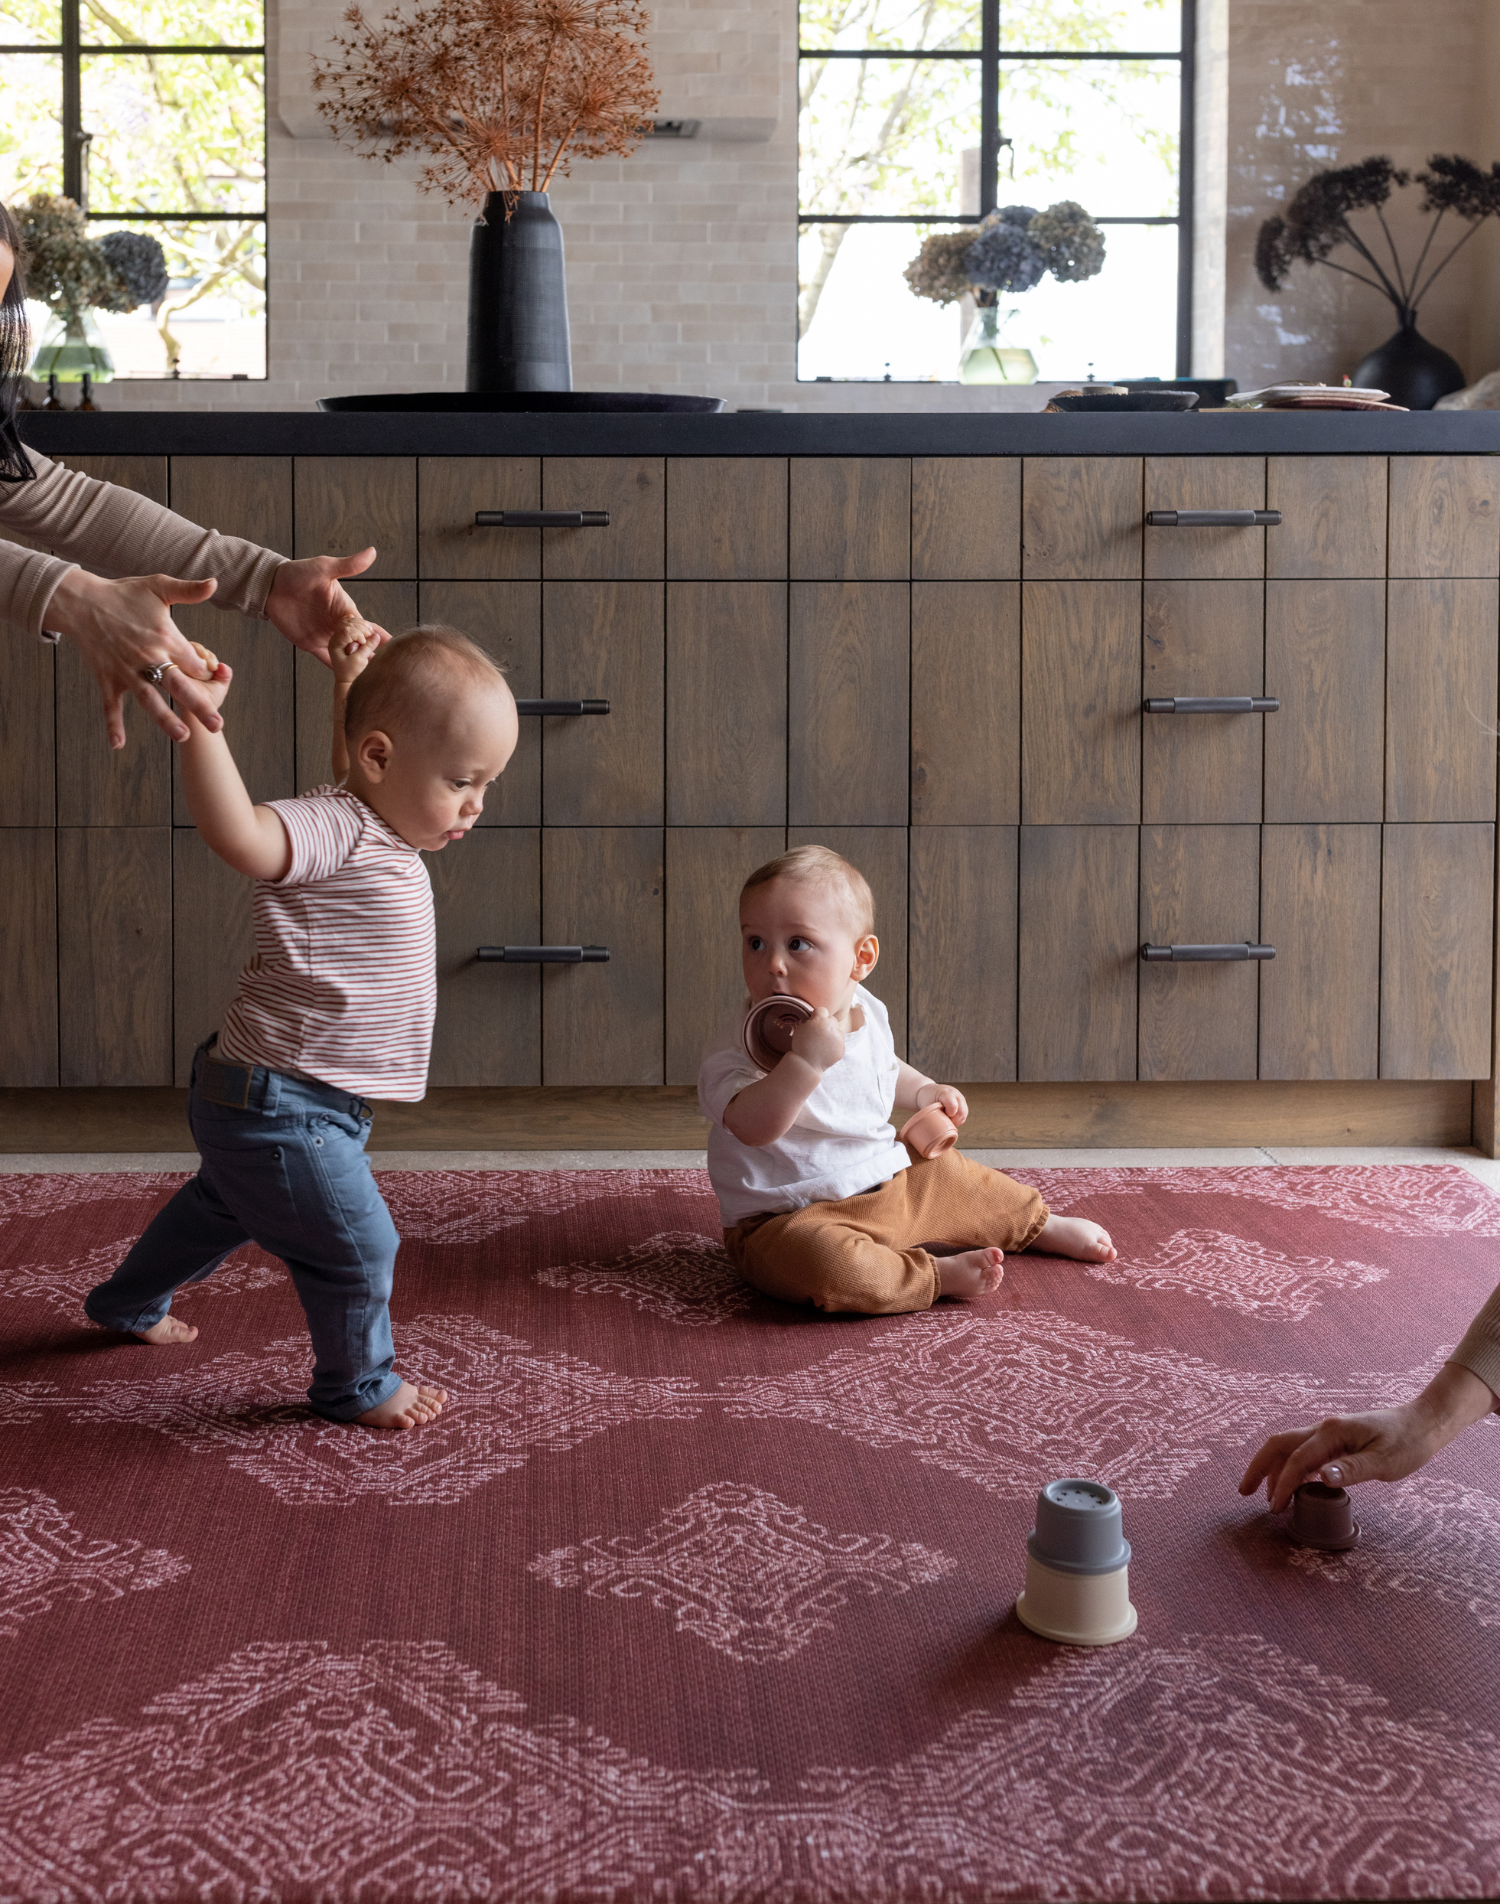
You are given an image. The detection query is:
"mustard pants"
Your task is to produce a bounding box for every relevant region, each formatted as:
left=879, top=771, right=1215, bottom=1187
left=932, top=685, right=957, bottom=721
left=723, top=1147, right=1050, bottom=1315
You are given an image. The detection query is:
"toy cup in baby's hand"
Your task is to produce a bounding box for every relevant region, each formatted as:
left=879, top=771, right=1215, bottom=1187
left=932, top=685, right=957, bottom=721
left=898, top=1104, right=959, bottom=1157
left=742, top=993, right=814, bottom=1071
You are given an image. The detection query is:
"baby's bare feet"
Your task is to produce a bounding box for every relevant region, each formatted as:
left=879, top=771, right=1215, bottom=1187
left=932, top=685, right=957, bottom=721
left=133, top=1313, right=199, bottom=1345
left=1031, top=1214, right=1117, bottom=1262
left=937, top=1246, right=1005, bottom=1298
left=353, top=1380, right=449, bottom=1431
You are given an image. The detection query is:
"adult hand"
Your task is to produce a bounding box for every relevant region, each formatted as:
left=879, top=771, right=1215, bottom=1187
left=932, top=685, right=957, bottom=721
left=45, top=567, right=225, bottom=748
left=264, top=547, right=392, bottom=666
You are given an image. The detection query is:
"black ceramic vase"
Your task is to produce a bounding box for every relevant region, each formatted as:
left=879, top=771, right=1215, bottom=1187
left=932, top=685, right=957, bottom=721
left=466, top=190, right=572, bottom=393
left=1352, top=314, right=1464, bottom=410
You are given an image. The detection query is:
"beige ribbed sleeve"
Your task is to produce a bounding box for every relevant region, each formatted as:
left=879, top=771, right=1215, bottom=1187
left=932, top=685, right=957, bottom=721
left=0, top=450, right=287, bottom=639
left=1450, top=1281, right=1500, bottom=1400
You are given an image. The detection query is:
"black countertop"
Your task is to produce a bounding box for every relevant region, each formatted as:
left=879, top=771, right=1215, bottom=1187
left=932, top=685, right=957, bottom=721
left=18, top=407, right=1500, bottom=457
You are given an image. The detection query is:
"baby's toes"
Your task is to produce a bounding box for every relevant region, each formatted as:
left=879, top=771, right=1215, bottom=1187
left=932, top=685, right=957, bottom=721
left=1091, top=1228, right=1116, bottom=1261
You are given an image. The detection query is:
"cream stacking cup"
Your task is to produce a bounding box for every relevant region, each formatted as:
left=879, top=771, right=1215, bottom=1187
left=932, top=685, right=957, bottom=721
left=1015, top=1478, right=1137, bottom=1646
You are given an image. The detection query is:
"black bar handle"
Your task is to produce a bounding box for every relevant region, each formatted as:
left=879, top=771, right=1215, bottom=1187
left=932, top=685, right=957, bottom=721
left=474, top=509, right=610, bottom=528
left=1144, top=696, right=1279, bottom=714
left=514, top=699, right=611, bottom=717
left=477, top=945, right=610, bottom=963
left=1145, top=509, right=1281, bottom=527
left=1142, top=942, right=1275, bottom=962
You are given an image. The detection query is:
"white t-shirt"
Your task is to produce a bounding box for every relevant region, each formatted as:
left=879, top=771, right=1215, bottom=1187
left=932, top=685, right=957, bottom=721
left=698, top=985, right=911, bottom=1226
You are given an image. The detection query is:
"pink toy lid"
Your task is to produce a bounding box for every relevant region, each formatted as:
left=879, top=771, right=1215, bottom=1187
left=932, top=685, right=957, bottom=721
left=742, top=993, right=814, bottom=1071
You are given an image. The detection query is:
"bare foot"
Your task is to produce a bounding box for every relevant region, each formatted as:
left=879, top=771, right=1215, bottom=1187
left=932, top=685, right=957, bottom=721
left=133, top=1314, right=199, bottom=1345
left=936, top=1246, right=1005, bottom=1298
left=1030, top=1214, right=1117, bottom=1263
left=353, top=1380, right=449, bottom=1431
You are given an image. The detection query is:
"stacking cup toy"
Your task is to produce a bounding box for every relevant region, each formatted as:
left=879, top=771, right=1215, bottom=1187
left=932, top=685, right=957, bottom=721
left=1288, top=1481, right=1359, bottom=1551
left=742, top=994, right=815, bottom=1071
left=898, top=1104, right=959, bottom=1157
left=1015, top=1478, right=1137, bottom=1646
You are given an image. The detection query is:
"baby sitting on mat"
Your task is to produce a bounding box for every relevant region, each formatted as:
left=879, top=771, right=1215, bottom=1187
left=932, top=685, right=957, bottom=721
left=699, top=846, right=1117, bottom=1313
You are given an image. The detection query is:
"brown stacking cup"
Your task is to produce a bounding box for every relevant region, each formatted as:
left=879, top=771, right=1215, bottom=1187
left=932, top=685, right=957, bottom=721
left=898, top=1104, right=959, bottom=1157
left=1288, top=1481, right=1359, bottom=1551
left=742, top=994, right=815, bottom=1072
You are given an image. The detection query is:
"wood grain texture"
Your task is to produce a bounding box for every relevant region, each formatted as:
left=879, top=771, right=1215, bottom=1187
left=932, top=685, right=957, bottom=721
left=417, top=457, right=541, bottom=579
left=294, top=580, right=417, bottom=793
left=664, top=826, right=786, bottom=1084
left=0, top=831, right=57, bottom=1086
left=0, top=638, right=54, bottom=825
left=1021, top=457, right=1141, bottom=579
left=789, top=583, right=909, bottom=826
left=542, top=582, right=663, bottom=825
left=1142, top=580, right=1265, bottom=824
left=1380, top=822, right=1495, bottom=1079
left=421, top=579, right=541, bottom=826
left=1021, top=581, right=1140, bottom=824
left=911, top=582, right=1019, bottom=826
left=172, top=609, right=295, bottom=821
left=1388, top=456, right=1500, bottom=578
left=1264, top=579, right=1385, bottom=823
left=1267, top=456, right=1386, bottom=579
left=542, top=459, right=664, bottom=579
left=1259, top=824, right=1381, bottom=1080
left=908, top=826, right=1017, bottom=1082
left=788, top=459, right=911, bottom=580
left=1385, top=580, right=1499, bottom=823
left=542, top=827, right=663, bottom=1085
left=294, top=458, right=416, bottom=575
left=169, top=457, right=292, bottom=552
left=1017, top=824, right=1138, bottom=1081
left=666, top=583, right=786, bottom=825
left=171, top=828, right=253, bottom=1085
left=57, top=827, right=172, bottom=1086
left=1138, top=824, right=1261, bottom=1081
left=787, top=825, right=908, bottom=1054
left=1144, top=456, right=1266, bottom=580
left=428, top=827, right=541, bottom=1086
left=666, top=459, right=788, bottom=579
left=911, top=458, right=1021, bottom=580
left=51, top=454, right=168, bottom=504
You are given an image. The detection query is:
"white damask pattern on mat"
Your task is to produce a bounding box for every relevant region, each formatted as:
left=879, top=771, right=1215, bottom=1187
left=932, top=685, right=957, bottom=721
left=537, top=1231, right=754, bottom=1327
left=375, top=1168, right=717, bottom=1245
left=723, top=1310, right=1415, bottom=1500
left=1285, top=1478, right=1500, bottom=1628
left=1087, top=1228, right=1386, bottom=1319
left=3, top=1239, right=282, bottom=1313
left=0, top=1488, right=187, bottom=1639
left=0, top=1172, right=188, bottom=1225
left=1, top=1635, right=1497, bottom=1901
left=531, top=1481, right=955, bottom=1661
left=52, top=1315, right=702, bottom=1507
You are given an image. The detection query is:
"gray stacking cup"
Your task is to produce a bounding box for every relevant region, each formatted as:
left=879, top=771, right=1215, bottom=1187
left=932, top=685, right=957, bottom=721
left=1016, top=1477, right=1137, bottom=1646
left=1028, top=1478, right=1132, bottom=1573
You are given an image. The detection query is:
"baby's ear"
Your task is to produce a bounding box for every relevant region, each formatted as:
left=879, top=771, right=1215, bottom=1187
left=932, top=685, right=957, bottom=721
left=854, top=932, right=880, bottom=977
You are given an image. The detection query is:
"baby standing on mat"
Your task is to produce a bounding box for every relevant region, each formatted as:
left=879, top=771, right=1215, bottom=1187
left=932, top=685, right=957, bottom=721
left=84, top=622, right=518, bottom=1429
left=699, top=846, right=1117, bottom=1313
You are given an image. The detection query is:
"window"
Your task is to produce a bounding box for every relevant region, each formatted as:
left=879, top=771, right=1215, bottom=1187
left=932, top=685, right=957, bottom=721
left=0, top=0, right=266, bottom=378
left=798, top=0, right=1191, bottom=383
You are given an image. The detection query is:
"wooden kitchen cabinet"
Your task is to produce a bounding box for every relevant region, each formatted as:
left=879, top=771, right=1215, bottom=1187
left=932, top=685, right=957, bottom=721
left=542, top=459, right=664, bottom=579
left=541, top=827, right=664, bottom=1085
left=1144, top=456, right=1267, bottom=580
left=0, top=637, right=54, bottom=827
left=666, top=458, right=788, bottom=579
left=1137, top=824, right=1260, bottom=1081
left=542, top=582, right=663, bottom=826
left=789, top=458, right=910, bottom=580
left=1267, top=456, right=1387, bottom=578
left=1142, top=580, right=1265, bottom=824
left=1380, top=823, right=1494, bottom=1079
left=1387, top=457, right=1500, bottom=577
left=57, top=827, right=172, bottom=1086
left=664, top=826, right=785, bottom=1085
left=666, top=582, right=786, bottom=826
left=429, top=828, right=542, bottom=1087
left=908, top=826, right=1017, bottom=1082
left=172, top=827, right=253, bottom=1084
left=1018, top=825, right=1137, bottom=1081
left=789, top=583, right=909, bottom=827
left=1021, top=581, right=1140, bottom=825
left=0, top=830, right=57, bottom=1086
left=417, top=457, right=541, bottom=579
left=911, top=458, right=1020, bottom=580
left=419, top=579, right=542, bottom=827
left=1258, top=824, right=1381, bottom=1080
left=911, top=582, right=1019, bottom=826
left=1384, top=581, right=1499, bottom=822
left=1022, top=457, right=1141, bottom=579
left=294, top=457, right=416, bottom=577
left=1264, top=580, right=1386, bottom=822
left=172, top=610, right=295, bottom=822
left=170, top=456, right=292, bottom=553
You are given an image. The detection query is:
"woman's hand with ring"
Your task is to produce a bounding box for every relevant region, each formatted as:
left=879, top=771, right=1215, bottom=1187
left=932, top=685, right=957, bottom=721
left=46, top=568, right=229, bottom=748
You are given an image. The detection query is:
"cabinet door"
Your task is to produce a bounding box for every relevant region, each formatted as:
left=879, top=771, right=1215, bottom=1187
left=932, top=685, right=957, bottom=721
left=911, top=458, right=1020, bottom=580
left=294, top=580, right=418, bottom=792
left=788, top=825, right=908, bottom=1054
left=1267, top=456, right=1386, bottom=579
left=1022, top=458, right=1141, bottom=580
left=667, top=582, right=786, bottom=825
left=1385, top=581, right=1499, bottom=822
left=1144, top=456, right=1266, bottom=580
left=172, top=828, right=253, bottom=1084
left=1021, top=582, right=1140, bottom=824
left=1259, top=824, right=1380, bottom=1079
left=542, top=582, right=663, bottom=825
left=664, top=826, right=785, bottom=1084
left=541, top=828, right=663, bottom=1084
left=541, top=459, right=664, bottom=579
left=58, top=827, right=172, bottom=1085
left=908, top=826, right=1017, bottom=1082
left=789, top=459, right=910, bottom=580
left=1138, top=824, right=1260, bottom=1081
left=1142, top=580, right=1265, bottom=824
left=170, top=456, right=292, bottom=553
left=666, top=459, right=788, bottom=579
left=1018, top=825, right=1137, bottom=1081
left=172, top=611, right=295, bottom=820
left=429, top=828, right=541, bottom=1086
left=420, top=579, right=541, bottom=826
left=417, top=457, right=541, bottom=579
left=0, top=637, right=53, bottom=826
left=0, top=831, right=57, bottom=1085
left=1380, top=822, right=1494, bottom=1078
left=911, top=582, right=1019, bottom=825
left=294, top=458, right=417, bottom=577
left=789, top=583, right=909, bottom=826
left=1264, top=580, right=1384, bottom=823
left=1388, top=457, right=1500, bottom=578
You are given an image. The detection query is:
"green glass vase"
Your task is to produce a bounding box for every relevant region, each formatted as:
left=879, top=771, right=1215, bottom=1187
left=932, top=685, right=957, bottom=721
left=958, top=306, right=1037, bottom=385
left=30, top=307, right=115, bottom=384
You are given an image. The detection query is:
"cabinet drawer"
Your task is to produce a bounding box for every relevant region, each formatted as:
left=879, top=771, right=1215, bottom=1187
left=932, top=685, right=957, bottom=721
left=1018, top=825, right=1137, bottom=1080
left=1142, top=580, right=1265, bottom=824
left=0, top=830, right=57, bottom=1085
left=911, top=458, right=1020, bottom=580
left=664, top=826, right=786, bottom=1084
left=170, top=456, right=291, bottom=552
left=1264, top=580, right=1385, bottom=822
left=1388, top=457, right=1500, bottom=577
left=542, top=827, right=663, bottom=1084
left=58, top=827, right=172, bottom=1086
left=908, top=826, right=1017, bottom=1082
left=790, top=459, right=910, bottom=579
left=0, top=636, right=54, bottom=826
left=542, top=582, right=663, bottom=825
left=911, top=582, right=1019, bottom=825
left=667, top=459, right=788, bottom=579
left=1267, top=456, right=1386, bottom=578
left=417, top=457, right=541, bottom=579
left=1385, top=580, right=1499, bottom=822
left=1021, top=581, right=1140, bottom=824
left=294, top=457, right=416, bottom=577
left=1259, top=824, right=1380, bottom=1079
left=789, top=583, right=909, bottom=827
left=541, top=458, right=664, bottom=578
left=1380, top=822, right=1494, bottom=1078
left=1022, top=457, right=1141, bottom=579
left=667, top=582, right=786, bottom=826
left=431, top=828, right=541, bottom=1087
left=1138, top=824, right=1260, bottom=1081
left=1144, top=457, right=1266, bottom=580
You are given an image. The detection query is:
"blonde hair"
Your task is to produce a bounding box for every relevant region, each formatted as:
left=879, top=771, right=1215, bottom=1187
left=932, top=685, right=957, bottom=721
left=343, top=624, right=510, bottom=743
left=740, top=845, right=875, bottom=937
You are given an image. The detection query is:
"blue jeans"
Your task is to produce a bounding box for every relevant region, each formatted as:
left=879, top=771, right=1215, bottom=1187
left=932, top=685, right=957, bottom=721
left=84, top=1040, right=404, bottom=1422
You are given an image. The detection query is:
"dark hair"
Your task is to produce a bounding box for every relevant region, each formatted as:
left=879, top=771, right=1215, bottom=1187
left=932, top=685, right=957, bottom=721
left=0, top=202, right=35, bottom=482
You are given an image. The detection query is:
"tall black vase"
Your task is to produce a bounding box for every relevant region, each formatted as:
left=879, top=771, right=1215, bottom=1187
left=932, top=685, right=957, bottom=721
left=1351, top=314, right=1464, bottom=410
left=466, top=190, right=572, bottom=393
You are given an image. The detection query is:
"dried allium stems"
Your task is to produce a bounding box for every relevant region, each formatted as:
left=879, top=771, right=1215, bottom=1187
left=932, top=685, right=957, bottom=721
left=311, top=0, right=660, bottom=207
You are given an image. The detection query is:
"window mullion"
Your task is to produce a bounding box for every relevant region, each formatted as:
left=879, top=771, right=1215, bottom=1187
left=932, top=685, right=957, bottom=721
left=978, top=0, right=999, bottom=216
left=60, top=0, right=84, bottom=206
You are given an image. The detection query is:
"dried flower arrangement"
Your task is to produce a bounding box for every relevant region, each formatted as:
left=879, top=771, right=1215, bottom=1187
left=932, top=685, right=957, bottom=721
left=905, top=200, right=1106, bottom=308
left=13, top=196, right=166, bottom=320
left=311, top=0, right=661, bottom=209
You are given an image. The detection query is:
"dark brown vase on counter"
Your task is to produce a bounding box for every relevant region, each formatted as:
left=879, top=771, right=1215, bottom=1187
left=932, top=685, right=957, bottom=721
left=466, top=190, right=572, bottom=393
left=1352, top=313, right=1465, bottom=410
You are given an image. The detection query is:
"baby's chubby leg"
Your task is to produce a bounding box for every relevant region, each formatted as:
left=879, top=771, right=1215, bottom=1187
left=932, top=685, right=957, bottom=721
left=1028, top=1213, right=1117, bottom=1262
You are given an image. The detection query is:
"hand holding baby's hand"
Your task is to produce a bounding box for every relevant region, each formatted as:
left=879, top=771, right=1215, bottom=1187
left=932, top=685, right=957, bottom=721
left=789, top=1006, right=845, bottom=1074
left=917, top=1080, right=968, bottom=1125
left=329, top=614, right=381, bottom=685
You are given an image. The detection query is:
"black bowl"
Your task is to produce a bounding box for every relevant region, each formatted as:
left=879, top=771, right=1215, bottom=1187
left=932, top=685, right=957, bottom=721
left=1049, top=390, right=1199, bottom=413
left=318, top=391, right=727, bottom=413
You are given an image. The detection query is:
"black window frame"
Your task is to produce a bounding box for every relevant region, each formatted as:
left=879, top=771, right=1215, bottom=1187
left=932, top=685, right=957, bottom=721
left=797, top=0, right=1196, bottom=379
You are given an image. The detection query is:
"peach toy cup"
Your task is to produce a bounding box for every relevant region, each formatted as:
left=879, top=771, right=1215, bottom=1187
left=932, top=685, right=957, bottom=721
left=898, top=1104, right=959, bottom=1158
left=742, top=994, right=815, bottom=1072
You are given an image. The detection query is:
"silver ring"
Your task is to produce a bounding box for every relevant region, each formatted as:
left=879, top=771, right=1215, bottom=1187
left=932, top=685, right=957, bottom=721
left=140, top=661, right=177, bottom=687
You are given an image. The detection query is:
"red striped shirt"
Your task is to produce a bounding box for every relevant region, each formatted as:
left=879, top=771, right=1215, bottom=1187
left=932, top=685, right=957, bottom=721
left=217, top=786, right=435, bottom=1101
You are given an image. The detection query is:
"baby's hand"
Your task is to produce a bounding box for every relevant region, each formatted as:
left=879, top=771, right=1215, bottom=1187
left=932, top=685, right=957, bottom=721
left=329, top=614, right=381, bottom=685
left=788, top=1006, right=845, bottom=1074
left=917, top=1080, right=968, bottom=1125
left=177, top=642, right=232, bottom=712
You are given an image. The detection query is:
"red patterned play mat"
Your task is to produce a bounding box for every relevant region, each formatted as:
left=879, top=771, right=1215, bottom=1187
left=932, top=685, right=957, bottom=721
left=2, top=1163, right=1499, bottom=1902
